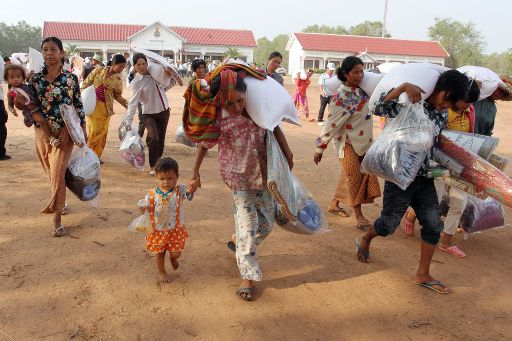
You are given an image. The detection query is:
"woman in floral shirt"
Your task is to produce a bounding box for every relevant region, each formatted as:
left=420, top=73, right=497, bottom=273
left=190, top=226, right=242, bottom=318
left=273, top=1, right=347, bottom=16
left=313, top=56, right=380, bottom=229
left=28, top=36, right=86, bottom=237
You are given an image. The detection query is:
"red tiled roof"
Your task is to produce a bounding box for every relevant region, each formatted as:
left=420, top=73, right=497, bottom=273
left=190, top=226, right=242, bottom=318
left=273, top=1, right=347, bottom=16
left=293, top=32, right=448, bottom=58
left=43, top=22, right=144, bottom=41
left=171, top=26, right=256, bottom=47
left=42, top=22, right=257, bottom=47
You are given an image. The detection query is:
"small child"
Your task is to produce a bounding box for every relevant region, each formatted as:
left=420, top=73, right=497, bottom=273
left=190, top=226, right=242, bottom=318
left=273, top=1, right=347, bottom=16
left=4, top=64, right=59, bottom=146
left=139, top=157, right=199, bottom=283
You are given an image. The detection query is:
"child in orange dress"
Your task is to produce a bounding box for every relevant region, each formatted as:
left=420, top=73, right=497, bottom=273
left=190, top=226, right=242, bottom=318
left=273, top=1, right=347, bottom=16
left=139, top=157, right=199, bottom=283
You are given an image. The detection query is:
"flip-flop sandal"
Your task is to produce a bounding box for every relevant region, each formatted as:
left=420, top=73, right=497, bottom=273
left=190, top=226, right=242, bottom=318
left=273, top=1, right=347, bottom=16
left=439, top=245, right=466, bottom=258
left=327, top=207, right=350, bottom=217
left=416, top=280, right=449, bottom=294
left=227, top=241, right=236, bottom=253
left=52, top=225, right=67, bottom=237
left=61, top=204, right=69, bottom=216
left=356, top=221, right=371, bottom=230
left=236, top=287, right=254, bottom=301
left=355, top=238, right=370, bottom=263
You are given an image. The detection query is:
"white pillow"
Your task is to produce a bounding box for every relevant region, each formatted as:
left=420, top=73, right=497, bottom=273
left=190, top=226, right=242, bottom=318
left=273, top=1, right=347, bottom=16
left=369, top=63, right=449, bottom=109
left=457, top=65, right=504, bottom=100
left=244, top=76, right=299, bottom=130
left=81, top=85, right=97, bottom=116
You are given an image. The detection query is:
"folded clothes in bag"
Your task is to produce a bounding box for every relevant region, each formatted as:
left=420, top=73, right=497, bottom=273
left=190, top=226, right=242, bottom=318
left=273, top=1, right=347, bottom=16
left=266, top=132, right=327, bottom=234
left=65, top=146, right=101, bottom=201
left=361, top=103, right=435, bottom=190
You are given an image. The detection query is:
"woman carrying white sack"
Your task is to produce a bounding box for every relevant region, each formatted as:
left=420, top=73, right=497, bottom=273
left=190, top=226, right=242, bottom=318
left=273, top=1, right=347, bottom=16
left=313, top=56, right=381, bottom=229
left=124, top=53, right=179, bottom=175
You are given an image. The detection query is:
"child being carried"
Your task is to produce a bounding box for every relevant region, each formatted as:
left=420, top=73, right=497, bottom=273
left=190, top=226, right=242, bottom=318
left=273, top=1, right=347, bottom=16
left=4, top=64, right=58, bottom=146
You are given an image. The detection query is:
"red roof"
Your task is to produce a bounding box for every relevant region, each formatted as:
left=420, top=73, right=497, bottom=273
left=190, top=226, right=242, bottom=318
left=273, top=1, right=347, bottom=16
left=42, top=22, right=257, bottom=47
left=293, top=32, right=448, bottom=58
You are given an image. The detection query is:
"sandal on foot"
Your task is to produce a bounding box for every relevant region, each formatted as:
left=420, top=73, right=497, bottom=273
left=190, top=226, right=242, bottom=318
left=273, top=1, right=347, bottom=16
left=61, top=204, right=69, bottom=215
left=327, top=206, right=350, bottom=217
left=227, top=241, right=236, bottom=253
left=236, top=287, right=254, bottom=301
left=402, top=219, right=415, bottom=236
left=356, top=220, right=371, bottom=230
left=416, top=280, right=449, bottom=294
left=355, top=238, right=370, bottom=263
left=52, top=225, right=66, bottom=237
left=439, top=245, right=466, bottom=258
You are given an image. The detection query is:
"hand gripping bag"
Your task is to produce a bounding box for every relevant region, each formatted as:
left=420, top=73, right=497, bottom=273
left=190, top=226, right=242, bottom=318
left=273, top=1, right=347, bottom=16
left=361, top=103, right=435, bottom=190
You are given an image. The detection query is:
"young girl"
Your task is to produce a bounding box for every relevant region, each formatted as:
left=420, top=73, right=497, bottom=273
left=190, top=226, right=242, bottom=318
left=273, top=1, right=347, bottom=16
left=139, top=157, right=199, bottom=283
left=5, top=64, right=58, bottom=146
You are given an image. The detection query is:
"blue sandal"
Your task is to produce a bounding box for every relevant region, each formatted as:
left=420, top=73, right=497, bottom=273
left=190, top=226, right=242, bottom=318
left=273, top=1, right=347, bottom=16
left=236, top=287, right=254, bottom=301
left=355, top=238, right=370, bottom=263
left=416, top=280, right=449, bottom=294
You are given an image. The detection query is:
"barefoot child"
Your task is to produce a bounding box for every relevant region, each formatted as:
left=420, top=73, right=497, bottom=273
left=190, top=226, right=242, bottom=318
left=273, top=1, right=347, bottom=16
left=4, top=64, right=59, bottom=146
left=139, top=157, right=199, bottom=283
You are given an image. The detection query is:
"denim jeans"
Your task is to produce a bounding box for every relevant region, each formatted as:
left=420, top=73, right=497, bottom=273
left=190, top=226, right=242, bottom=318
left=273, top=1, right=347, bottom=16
left=374, top=177, right=444, bottom=245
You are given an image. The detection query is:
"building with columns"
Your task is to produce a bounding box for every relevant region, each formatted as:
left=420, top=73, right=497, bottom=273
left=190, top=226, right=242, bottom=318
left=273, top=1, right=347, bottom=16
left=42, top=21, right=257, bottom=63
left=286, top=32, right=448, bottom=73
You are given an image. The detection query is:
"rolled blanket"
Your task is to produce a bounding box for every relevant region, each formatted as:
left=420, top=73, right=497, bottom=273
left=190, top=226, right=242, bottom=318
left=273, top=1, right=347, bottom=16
left=182, top=64, right=266, bottom=145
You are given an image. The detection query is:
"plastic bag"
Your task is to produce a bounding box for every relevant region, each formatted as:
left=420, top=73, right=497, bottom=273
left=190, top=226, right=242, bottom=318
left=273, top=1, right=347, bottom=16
left=60, top=104, right=86, bottom=147
left=81, top=85, right=97, bottom=116
left=489, top=154, right=509, bottom=172
left=65, top=145, right=101, bottom=203
left=119, top=130, right=145, bottom=170
left=361, top=103, right=435, bottom=190
left=118, top=120, right=130, bottom=141
left=438, top=134, right=512, bottom=208
left=266, top=132, right=327, bottom=234
left=175, top=122, right=196, bottom=147
left=460, top=196, right=506, bottom=233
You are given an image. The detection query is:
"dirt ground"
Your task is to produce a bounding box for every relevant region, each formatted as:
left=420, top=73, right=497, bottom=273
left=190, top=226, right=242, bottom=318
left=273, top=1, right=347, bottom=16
left=1, top=74, right=511, bottom=341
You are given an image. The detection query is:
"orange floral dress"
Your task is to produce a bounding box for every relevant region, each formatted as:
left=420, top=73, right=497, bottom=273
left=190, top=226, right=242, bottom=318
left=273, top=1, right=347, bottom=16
left=145, top=186, right=190, bottom=253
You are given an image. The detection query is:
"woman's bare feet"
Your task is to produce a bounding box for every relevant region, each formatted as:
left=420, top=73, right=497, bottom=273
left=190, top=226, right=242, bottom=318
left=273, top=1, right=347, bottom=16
left=170, top=258, right=180, bottom=270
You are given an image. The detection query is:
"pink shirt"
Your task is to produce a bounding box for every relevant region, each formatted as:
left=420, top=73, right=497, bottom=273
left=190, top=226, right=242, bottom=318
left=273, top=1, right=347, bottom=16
left=216, top=110, right=267, bottom=191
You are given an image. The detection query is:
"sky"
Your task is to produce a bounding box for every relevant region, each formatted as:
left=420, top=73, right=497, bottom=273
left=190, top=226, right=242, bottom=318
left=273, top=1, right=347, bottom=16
left=1, top=0, right=510, bottom=53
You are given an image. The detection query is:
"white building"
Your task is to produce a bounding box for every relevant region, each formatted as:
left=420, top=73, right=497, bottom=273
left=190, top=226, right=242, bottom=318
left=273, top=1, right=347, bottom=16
left=43, top=21, right=257, bottom=63
left=286, top=32, right=448, bottom=73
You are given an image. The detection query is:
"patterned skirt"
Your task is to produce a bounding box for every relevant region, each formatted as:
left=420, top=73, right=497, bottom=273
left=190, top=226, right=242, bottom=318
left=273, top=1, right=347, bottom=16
left=334, top=143, right=381, bottom=206
left=145, top=226, right=188, bottom=253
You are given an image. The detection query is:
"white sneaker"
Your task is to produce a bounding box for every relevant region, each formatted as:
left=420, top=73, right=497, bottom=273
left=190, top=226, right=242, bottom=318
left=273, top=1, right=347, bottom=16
left=318, top=122, right=325, bottom=126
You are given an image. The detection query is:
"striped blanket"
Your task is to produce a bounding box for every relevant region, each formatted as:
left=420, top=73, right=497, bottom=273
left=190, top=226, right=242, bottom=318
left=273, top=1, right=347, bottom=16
left=182, top=64, right=266, bottom=145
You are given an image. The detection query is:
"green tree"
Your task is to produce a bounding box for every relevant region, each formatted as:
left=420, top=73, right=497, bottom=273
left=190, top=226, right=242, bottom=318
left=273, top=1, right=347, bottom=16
left=349, top=21, right=390, bottom=37
left=0, top=21, right=41, bottom=57
left=253, top=34, right=289, bottom=69
left=428, top=18, right=485, bottom=68
left=483, top=50, right=512, bottom=76
left=223, top=47, right=242, bottom=59
left=302, top=24, right=348, bottom=35
left=301, top=22, right=389, bottom=37
left=65, top=44, right=79, bottom=57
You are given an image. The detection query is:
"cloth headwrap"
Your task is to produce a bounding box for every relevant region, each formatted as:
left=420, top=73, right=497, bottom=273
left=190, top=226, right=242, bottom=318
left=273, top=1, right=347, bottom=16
left=182, top=64, right=266, bottom=146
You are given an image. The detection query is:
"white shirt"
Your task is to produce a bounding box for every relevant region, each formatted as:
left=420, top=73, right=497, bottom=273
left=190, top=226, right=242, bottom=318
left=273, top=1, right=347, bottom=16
left=125, top=74, right=172, bottom=126
left=318, top=72, right=335, bottom=96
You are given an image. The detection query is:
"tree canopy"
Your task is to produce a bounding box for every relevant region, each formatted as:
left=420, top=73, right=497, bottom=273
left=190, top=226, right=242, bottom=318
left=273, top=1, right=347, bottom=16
left=253, top=34, right=289, bottom=69
left=0, top=21, right=41, bottom=57
left=428, top=18, right=485, bottom=68
left=302, top=21, right=390, bottom=37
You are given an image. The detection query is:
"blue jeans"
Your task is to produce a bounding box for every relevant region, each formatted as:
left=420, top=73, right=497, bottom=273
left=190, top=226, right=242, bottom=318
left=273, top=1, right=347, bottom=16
left=374, top=177, right=444, bottom=245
